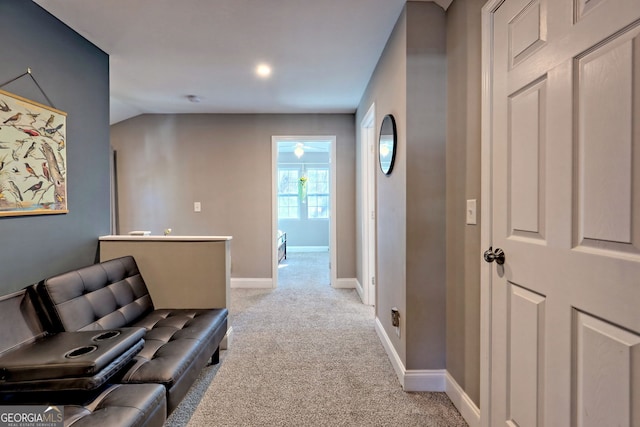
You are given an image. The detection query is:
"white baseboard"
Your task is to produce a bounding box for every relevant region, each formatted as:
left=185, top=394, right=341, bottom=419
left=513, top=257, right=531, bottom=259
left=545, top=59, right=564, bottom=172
left=230, top=278, right=274, bottom=289
left=374, top=317, right=446, bottom=392
left=231, top=277, right=356, bottom=289
left=334, top=278, right=357, bottom=289
left=446, top=372, right=481, bottom=427
left=375, top=317, right=405, bottom=385
left=405, top=369, right=446, bottom=392
left=287, top=246, right=329, bottom=253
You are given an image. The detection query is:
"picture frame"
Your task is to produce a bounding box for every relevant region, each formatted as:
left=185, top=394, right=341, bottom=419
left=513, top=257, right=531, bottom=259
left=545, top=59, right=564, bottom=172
left=0, top=89, right=67, bottom=216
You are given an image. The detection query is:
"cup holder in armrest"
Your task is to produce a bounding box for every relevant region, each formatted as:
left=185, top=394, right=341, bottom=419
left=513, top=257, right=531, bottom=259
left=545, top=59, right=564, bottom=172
left=92, top=330, right=121, bottom=341
left=65, top=345, right=98, bottom=359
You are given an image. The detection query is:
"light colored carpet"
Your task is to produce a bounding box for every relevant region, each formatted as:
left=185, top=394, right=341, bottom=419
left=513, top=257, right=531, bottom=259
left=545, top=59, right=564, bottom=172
left=167, top=252, right=467, bottom=427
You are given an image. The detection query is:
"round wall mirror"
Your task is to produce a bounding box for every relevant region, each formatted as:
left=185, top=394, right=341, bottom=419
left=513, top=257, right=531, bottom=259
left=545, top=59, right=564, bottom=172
left=379, top=114, right=397, bottom=175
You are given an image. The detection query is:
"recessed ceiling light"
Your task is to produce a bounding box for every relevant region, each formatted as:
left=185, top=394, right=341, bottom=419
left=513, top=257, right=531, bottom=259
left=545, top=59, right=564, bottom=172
left=256, top=63, right=272, bottom=78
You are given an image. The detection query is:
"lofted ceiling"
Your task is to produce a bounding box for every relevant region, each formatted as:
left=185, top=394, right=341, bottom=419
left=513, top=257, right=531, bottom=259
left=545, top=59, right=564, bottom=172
left=33, top=0, right=451, bottom=124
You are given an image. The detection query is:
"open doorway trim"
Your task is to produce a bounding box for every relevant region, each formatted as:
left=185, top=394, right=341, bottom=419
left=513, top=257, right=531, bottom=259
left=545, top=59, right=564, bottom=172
left=358, top=104, right=376, bottom=305
left=479, top=1, right=501, bottom=425
left=272, top=135, right=337, bottom=288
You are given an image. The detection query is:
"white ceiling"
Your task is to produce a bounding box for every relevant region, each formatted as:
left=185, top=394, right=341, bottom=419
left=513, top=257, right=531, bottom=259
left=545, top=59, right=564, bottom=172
left=33, top=0, right=451, bottom=124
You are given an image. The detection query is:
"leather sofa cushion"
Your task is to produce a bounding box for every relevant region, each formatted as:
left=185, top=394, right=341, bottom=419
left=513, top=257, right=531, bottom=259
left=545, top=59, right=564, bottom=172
left=63, top=383, right=166, bottom=427
left=0, top=328, right=145, bottom=382
left=36, top=256, right=153, bottom=332
left=0, top=341, right=144, bottom=392
left=121, top=309, right=227, bottom=387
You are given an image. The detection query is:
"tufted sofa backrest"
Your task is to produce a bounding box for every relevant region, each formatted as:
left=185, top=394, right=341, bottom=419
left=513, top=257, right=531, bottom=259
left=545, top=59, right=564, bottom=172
left=35, top=256, right=154, bottom=332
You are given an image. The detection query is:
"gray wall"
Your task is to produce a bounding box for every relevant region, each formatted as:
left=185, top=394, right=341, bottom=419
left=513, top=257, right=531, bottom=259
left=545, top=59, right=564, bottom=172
left=445, top=0, right=484, bottom=407
left=356, top=2, right=447, bottom=370
left=357, top=6, right=408, bottom=362
left=0, top=0, right=111, bottom=293
left=405, top=2, right=447, bottom=370
left=110, top=114, right=355, bottom=279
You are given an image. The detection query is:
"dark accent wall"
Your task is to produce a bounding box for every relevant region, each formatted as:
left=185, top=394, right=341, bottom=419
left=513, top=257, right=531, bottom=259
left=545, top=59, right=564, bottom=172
left=0, top=1, right=111, bottom=293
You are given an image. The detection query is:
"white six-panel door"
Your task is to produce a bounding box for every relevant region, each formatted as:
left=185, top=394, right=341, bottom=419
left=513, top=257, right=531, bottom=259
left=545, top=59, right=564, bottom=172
left=486, top=0, right=640, bottom=425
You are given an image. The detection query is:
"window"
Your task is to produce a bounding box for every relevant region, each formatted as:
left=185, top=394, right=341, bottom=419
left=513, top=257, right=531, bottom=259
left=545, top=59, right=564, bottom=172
left=278, top=169, right=299, bottom=219
left=306, top=168, right=329, bottom=219
left=278, top=167, right=329, bottom=219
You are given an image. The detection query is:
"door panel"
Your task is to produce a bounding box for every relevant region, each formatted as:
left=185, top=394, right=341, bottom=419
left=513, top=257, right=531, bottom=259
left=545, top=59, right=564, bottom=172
left=575, top=26, right=640, bottom=253
left=573, top=310, right=640, bottom=427
left=489, top=0, right=640, bottom=425
left=508, top=283, right=546, bottom=427
left=508, top=77, right=547, bottom=241
left=509, top=0, right=546, bottom=67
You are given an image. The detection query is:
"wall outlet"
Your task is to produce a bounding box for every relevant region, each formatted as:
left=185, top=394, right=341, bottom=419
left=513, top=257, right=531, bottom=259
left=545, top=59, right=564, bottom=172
left=391, top=307, right=400, bottom=327
left=391, top=307, right=400, bottom=337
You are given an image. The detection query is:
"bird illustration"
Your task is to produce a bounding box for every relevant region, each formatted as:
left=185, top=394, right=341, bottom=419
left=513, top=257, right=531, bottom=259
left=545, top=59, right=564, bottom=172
left=23, top=142, right=36, bottom=159
left=57, top=139, right=65, bottom=151
left=8, top=180, right=22, bottom=202
left=25, top=180, right=43, bottom=198
left=15, top=139, right=29, bottom=148
left=11, top=167, right=19, bottom=174
left=57, top=152, right=65, bottom=170
left=3, top=112, right=22, bottom=125
left=20, top=128, right=39, bottom=137
left=25, top=162, right=38, bottom=178
left=42, top=162, right=50, bottom=182
left=25, top=110, right=39, bottom=123
left=40, top=124, right=63, bottom=135
left=0, top=100, right=10, bottom=112
left=44, top=114, right=55, bottom=128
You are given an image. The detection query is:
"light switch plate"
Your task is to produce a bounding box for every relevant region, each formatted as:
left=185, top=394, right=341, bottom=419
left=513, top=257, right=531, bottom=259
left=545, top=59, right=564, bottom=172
left=466, top=199, right=477, bottom=225
left=194, top=202, right=201, bottom=212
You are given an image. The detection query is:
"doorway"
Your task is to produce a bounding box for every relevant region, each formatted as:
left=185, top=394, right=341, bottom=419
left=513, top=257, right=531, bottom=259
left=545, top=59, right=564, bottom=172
left=359, top=104, right=376, bottom=306
left=272, top=136, right=337, bottom=288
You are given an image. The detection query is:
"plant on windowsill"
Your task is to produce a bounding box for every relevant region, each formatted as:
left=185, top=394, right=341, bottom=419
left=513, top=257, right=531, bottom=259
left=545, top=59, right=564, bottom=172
left=298, top=175, right=308, bottom=203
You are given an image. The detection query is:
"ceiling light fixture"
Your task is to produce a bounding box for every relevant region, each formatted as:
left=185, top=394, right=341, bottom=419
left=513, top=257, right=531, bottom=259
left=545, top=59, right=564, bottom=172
left=294, top=143, right=304, bottom=158
left=256, top=63, right=272, bottom=78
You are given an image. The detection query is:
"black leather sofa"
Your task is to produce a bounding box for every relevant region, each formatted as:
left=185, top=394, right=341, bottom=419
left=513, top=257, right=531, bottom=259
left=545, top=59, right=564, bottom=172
left=0, top=255, right=228, bottom=426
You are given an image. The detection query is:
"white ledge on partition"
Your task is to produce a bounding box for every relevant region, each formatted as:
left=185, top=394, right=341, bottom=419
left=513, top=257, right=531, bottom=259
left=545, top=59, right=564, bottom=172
left=99, top=235, right=233, bottom=241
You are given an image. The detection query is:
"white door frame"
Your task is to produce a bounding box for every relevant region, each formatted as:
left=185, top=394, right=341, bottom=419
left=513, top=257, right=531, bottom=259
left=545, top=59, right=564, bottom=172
left=480, top=1, right=501, bottom=426
left=272, top=135, right=337, bottom=288
left=358, top=104, right=376, bottom=305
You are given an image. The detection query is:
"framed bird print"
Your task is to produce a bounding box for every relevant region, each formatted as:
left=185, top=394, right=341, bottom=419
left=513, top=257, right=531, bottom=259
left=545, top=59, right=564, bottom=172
left=0, top=89, right=67, bottom=216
